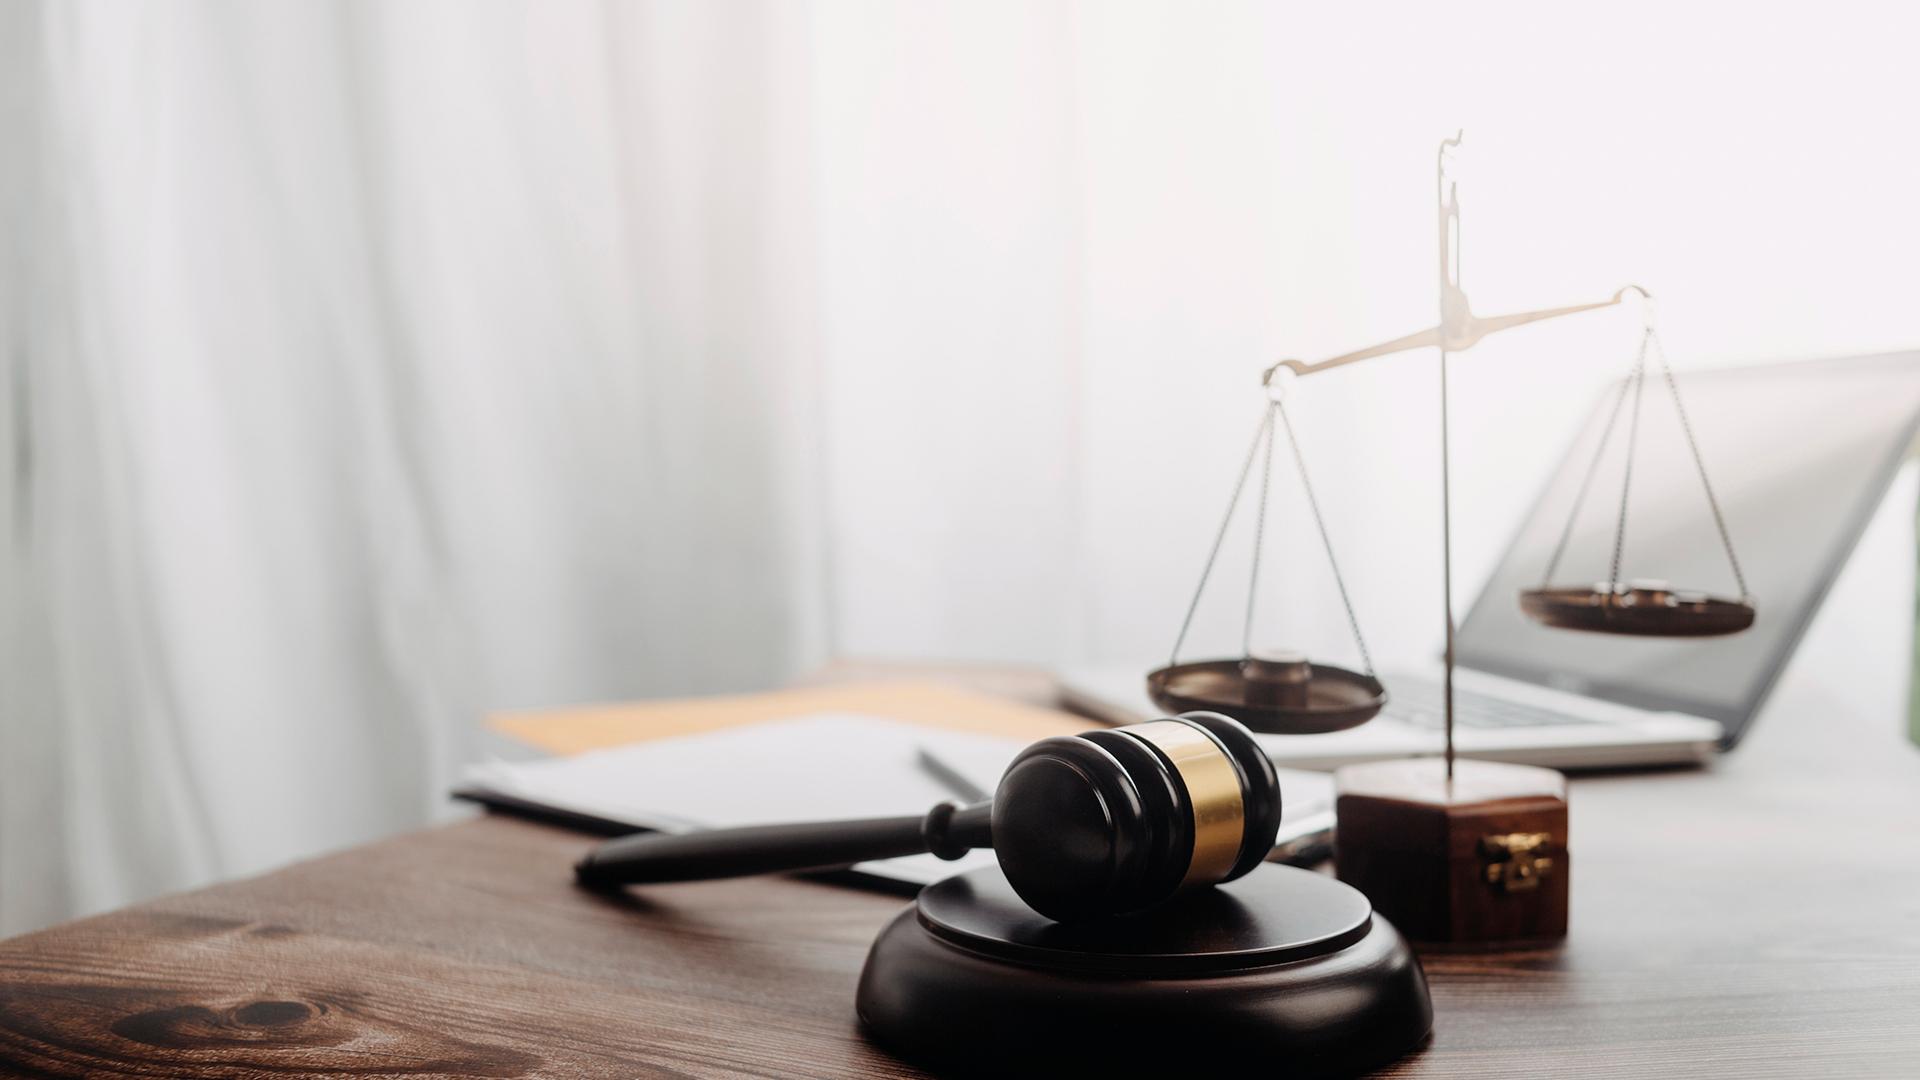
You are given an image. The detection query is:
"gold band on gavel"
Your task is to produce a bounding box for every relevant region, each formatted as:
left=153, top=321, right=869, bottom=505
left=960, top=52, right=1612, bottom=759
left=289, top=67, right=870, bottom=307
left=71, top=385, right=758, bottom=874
left=1125, top=720, right=1245, bottom=889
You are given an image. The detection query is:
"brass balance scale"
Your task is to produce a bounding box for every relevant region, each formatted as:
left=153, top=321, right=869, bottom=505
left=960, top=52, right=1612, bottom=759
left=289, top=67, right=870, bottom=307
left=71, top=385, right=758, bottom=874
left=1150, top=132, right=1754, bottom=743
left=1146, top=132, right=1757, bottom=950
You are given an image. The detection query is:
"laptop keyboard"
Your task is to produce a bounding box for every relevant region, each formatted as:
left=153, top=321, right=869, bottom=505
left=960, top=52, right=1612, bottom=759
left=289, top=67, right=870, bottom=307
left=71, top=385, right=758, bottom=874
left=1382, top=682, right=1601, bottom=730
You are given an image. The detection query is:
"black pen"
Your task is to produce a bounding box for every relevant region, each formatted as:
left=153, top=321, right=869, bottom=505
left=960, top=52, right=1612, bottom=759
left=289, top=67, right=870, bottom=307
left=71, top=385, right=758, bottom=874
left=914, top=746, right=990, bottom=803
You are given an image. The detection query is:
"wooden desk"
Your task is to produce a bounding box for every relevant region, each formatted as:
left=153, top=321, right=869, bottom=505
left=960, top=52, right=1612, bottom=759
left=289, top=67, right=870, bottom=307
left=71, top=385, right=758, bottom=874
left=3, top=665, right=1919, bottom=1077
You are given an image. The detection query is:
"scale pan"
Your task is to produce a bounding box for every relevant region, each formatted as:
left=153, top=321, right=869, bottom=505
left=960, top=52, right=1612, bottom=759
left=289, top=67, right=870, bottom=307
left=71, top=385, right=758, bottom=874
left=1519, top=584, right=1754, bottom=637
left=1146, top=660, right=1386, bottom=735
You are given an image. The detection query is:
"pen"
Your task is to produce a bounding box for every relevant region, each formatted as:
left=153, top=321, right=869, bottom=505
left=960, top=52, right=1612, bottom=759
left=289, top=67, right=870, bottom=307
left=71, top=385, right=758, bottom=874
left=914, top=746, right=990, bottom=804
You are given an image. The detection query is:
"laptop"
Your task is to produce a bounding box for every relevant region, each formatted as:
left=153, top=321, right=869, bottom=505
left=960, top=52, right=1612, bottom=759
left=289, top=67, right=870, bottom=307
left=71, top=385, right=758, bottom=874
left=1063, top=350, right=1920, bottom=771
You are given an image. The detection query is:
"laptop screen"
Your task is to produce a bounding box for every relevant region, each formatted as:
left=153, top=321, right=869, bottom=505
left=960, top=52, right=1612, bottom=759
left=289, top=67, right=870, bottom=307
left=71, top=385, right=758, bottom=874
left=1455, top=351, right=1920, bottom=743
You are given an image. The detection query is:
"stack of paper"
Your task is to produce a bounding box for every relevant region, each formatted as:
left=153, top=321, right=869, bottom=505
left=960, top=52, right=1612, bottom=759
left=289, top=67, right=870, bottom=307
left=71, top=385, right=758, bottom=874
left=460, top=712, right=1335, bottom=887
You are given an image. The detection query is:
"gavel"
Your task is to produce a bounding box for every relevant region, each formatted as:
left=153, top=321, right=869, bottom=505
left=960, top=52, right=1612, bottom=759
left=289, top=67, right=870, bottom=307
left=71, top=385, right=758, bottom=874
left=574, top=712, right=1280, bottom=922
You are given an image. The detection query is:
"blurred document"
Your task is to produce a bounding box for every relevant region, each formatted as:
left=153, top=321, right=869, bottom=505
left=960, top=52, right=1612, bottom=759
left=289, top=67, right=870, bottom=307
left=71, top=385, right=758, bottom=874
left=461, top=713, right=1333, bottom=886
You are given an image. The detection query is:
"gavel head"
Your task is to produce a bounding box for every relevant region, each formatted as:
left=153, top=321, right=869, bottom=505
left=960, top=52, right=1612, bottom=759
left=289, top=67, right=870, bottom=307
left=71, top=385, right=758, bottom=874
left=990, top=712, right=1281, bottom=921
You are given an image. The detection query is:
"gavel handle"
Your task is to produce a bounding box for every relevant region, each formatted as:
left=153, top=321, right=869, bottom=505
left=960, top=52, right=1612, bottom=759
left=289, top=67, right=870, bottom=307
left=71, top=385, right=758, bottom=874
left=573, top=800, right=993, bottom=888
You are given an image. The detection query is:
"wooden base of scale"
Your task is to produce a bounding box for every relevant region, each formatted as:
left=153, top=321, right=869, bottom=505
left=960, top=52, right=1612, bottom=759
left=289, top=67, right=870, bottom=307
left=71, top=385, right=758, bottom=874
left=1334, top=758, right=1569, bottom=947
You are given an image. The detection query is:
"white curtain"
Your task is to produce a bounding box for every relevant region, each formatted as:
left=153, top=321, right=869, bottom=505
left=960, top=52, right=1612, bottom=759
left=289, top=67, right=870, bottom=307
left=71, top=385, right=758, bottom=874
left=0, top=1, right=827, bottom=935
left=5, top=0, right=1915, bottom=935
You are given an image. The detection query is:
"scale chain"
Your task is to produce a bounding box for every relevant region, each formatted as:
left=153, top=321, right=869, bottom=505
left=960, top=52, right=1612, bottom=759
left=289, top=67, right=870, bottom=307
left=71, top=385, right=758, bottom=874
left=1650, top=329, right=1751, bottom=600
left=1169, top=406, right=1274, bottom=667
left=1275, top=400, right=1376, bottom=677
left=1541, top=340, right=1638, bottom=587
left=1539, top=323, right=1747, bottom=603
left=1240, top=403, right=1279, bottom=658
left=1606, top=330, right=1652, bottom=592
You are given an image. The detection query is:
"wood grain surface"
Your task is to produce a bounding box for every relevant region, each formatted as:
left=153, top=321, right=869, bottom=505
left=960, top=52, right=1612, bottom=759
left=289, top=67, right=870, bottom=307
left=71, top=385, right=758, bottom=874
left=3, top=663, right=1919, bottom=1078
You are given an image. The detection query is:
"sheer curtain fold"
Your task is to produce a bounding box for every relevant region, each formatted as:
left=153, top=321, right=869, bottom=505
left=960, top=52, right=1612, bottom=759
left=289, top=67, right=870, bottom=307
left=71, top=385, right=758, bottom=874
left=0, top=0, right=825, bottom=935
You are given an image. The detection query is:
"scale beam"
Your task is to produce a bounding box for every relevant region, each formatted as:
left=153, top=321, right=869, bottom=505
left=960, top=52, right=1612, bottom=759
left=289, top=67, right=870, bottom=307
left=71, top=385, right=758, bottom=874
left=1266, top=132, right=1649, bottom=386
left=1264, top=286, right=1647, bottom=384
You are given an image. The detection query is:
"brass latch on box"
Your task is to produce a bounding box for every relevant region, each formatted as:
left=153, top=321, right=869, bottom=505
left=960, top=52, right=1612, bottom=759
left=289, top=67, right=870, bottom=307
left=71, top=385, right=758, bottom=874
left=1481, top=832, right=1555, bottom=893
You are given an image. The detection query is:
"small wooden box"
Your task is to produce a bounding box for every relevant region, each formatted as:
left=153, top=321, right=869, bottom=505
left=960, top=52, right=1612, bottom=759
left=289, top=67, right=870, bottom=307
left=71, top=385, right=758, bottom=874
left=1334, top=758, right=1569, bottom=946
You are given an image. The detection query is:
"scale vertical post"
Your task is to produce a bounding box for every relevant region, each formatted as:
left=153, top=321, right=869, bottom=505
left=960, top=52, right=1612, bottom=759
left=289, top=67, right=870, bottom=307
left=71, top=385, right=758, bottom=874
left=1437, top=136, right=1459, bottom=783
left=1329, top=133, right=1572, bottom=947
left=1440, top=350, right=1456, bottom=782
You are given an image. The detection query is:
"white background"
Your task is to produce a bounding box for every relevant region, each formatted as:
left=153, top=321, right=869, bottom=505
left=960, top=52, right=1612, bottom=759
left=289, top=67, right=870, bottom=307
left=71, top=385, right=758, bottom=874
left=812, top=2, right=1920, bottom=673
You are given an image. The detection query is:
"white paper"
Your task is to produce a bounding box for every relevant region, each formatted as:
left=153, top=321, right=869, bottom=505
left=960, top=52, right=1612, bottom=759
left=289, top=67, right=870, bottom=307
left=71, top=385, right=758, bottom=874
left=465, top=713, right=1334, bottom=885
